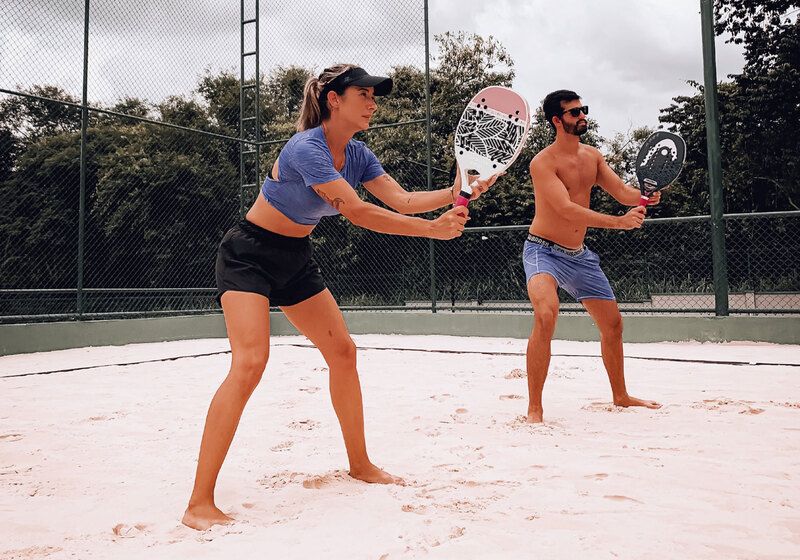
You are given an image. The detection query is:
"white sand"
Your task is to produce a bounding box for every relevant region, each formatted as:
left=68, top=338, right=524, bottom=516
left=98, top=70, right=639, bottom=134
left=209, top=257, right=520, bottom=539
left=1, top=335, right=799, bottom=559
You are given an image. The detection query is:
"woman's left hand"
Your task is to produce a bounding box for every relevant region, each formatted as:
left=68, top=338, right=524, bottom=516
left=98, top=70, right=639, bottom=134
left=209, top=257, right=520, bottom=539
left=452, top=171, right=503, bottom=202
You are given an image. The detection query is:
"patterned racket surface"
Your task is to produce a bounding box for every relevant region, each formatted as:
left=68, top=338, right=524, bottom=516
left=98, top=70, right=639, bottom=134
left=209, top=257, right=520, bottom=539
left=635, top=130, right=686, bottom=198
left=454, top=86, right=531, bottom=207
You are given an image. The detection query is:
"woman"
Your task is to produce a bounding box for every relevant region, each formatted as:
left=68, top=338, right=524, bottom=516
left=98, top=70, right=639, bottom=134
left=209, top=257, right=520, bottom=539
left=182, top=64, right=498, bottom=530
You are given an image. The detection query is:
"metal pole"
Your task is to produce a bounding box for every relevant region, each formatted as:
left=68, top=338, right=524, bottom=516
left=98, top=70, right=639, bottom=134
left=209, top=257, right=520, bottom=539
left=254, top=0, right=260, bottom=191
left=424, top=0, right=437, bottom=313
left=77, top=0, right=90, bottom=318
left=239, top=0, right=246, bottom=218
left=700, top=0, right=729, bottom=316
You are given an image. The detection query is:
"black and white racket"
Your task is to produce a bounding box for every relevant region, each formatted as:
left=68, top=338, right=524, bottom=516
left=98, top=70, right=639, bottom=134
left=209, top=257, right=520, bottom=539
left=635, top=130, right=686, bottom=206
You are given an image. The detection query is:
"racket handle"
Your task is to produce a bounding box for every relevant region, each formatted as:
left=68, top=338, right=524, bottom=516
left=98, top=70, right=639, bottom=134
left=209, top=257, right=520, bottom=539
left=453, top=180, right=481, bottom=207
left=638, top=195, right=650, bottom=207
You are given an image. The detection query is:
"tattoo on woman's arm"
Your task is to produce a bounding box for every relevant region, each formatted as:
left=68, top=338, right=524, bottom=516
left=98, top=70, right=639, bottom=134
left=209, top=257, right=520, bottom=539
left=314, top=188, right=345, bottom=210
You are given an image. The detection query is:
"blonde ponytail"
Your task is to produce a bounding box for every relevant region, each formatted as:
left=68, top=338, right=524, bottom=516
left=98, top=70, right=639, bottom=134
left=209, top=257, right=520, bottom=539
left=295, top=63, right=358, bottom=131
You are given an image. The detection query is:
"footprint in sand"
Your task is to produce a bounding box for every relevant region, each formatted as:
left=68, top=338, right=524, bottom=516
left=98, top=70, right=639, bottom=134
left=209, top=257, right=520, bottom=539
left=270, top=441, right=294, bottom=452
left=257, top=470, right=306, bottom=489
left=581, top=402, right=631, bottom=414
left=504, top=369, right=526, bottom=379
left=402, top=503, right=428, bottom=515
left=449, top=526, right=466, bottom=539
left=499, top=394, right=524, bottom=400
left=112, top=523, right=149, bottom=538
left=584, top=473, right=609, bottom=480
left=288, top=419, right=320, bottom=430
left=302, top=471, right=349, bottom=489
left=692, top=399, right=765, bottom=415
left=740, top=407, right=765, bottom=415
left=438, top=499, right=485, bottom=514
left=603, top=495, right=643, bottom=504
left=0, top=433, right=23, bottom=442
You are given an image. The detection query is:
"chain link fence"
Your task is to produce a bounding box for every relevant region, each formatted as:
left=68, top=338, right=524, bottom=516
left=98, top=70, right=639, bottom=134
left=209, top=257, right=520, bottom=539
left=433, top=211, right=799, bottom=314
left=2, top=1, right=798, bottom=324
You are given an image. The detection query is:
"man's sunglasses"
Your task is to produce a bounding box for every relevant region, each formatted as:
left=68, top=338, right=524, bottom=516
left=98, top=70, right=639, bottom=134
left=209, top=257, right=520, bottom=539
left=560, top=105, right=589, bottom=118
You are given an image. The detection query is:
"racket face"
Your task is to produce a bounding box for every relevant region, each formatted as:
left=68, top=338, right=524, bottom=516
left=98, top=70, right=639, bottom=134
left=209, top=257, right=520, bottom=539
left=454, top=86, right=531, bottom=177
left=635, top=131, right=686, bottom=196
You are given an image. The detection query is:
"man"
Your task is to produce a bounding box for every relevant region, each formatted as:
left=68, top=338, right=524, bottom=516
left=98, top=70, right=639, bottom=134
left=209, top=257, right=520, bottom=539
left=524, top=89, right=662, bottom=423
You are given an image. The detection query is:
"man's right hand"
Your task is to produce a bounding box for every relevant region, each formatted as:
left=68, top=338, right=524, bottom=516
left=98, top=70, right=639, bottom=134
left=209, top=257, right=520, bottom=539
left=429, top=206, right=469, bottom=240
left=617, top=206, right=646, bottom=230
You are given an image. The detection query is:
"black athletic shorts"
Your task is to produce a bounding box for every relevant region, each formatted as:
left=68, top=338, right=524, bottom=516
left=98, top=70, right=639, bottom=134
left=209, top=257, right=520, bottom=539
left=215, top=219, right=326, bottom=307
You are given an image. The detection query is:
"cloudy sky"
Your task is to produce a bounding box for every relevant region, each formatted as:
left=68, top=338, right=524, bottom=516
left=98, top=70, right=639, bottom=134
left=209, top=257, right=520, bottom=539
left=1, top=0, right=746, bottom=138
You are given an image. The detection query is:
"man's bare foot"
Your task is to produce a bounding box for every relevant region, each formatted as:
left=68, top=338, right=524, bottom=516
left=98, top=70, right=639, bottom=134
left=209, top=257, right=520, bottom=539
left=349, top=463, right=405, bottom=485
left=181, top=503, right=234, bottom=531
left=614, top=395, right=662, bottom=409
left=526, top=406, right=544, bottom=423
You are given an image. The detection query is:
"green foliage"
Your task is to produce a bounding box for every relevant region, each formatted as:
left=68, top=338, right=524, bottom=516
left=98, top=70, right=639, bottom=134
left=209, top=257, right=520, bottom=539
left=659, top=1, right=800, bottom=213
left=1, top=18, right=797, bottom=313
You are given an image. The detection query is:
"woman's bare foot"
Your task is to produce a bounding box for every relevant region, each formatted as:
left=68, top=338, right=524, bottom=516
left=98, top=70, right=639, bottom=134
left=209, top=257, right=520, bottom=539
left=613, top=395, right=662, bottom=409
left=526, top=406, right=544, bottom=423
left=181, top=503, right=234, bottom=531
left=349, top=463, right=404, bottom=485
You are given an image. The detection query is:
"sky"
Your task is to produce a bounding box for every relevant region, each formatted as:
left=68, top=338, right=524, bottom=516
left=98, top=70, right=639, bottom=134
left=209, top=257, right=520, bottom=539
left=0, top=0, right=747, bottom=139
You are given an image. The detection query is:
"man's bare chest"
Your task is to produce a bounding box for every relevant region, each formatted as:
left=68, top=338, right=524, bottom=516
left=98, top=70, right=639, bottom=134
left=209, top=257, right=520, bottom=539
left=555, top=156, right=598, bottom=194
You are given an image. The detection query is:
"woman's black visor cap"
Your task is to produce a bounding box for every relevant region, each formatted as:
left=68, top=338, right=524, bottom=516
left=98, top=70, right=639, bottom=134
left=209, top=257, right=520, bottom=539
left=325, top=67, right=393, bottom=96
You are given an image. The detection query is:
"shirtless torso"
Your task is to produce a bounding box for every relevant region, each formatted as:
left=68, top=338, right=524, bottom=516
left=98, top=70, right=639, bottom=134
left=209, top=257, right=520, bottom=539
left=529, top=143, right=604, bottom=248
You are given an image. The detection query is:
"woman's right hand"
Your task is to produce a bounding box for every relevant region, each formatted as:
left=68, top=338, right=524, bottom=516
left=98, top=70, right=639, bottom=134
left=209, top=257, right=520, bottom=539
left=429, top=206, right=469, bottom=240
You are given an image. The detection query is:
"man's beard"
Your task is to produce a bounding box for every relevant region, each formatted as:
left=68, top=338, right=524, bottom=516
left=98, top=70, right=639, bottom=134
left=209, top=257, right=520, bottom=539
left=564, top=120, right=588, bottom=136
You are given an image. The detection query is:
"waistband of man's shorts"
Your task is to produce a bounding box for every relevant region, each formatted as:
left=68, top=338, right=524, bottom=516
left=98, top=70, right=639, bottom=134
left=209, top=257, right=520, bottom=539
left=526, top=233, right=585, bottom=256
left=237, top=219, right=311, bottom=251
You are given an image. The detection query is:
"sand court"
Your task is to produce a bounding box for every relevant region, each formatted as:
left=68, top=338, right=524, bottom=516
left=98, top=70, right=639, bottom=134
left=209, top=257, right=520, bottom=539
left=1, top=335, right=799, bottom=559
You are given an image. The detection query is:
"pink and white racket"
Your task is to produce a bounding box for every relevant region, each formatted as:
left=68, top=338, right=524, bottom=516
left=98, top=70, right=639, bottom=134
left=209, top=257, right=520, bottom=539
left=453, top=86, right=531, bottom=207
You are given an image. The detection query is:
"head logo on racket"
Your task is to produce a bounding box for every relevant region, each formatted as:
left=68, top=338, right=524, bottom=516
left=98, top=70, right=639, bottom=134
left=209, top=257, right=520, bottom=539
left=635, top=130, right=686, bottom=206
left=454, top=86, right=531, bottom=207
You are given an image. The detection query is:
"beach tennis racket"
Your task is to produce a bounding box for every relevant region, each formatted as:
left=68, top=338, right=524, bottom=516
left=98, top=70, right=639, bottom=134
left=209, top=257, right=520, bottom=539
left=453, top=86, right=531, bottom=207
left=635, top=130, right=686, bottom=206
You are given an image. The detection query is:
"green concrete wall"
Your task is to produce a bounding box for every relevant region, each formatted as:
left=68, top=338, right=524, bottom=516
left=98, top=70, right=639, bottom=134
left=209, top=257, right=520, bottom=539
left=1, top=312, right=798, bottom=356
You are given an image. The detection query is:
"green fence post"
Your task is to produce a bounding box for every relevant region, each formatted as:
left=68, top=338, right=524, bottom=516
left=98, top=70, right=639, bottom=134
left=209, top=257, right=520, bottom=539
left=424, top=0, right=436, bottom=313
left=77, top=0, right=90, bottom=318
left=700, top=0, right=729, bottom=316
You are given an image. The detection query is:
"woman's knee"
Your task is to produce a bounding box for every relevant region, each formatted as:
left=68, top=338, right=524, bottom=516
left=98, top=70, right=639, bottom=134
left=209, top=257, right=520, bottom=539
left=229, top=349, right=269, bottom=389
left=324, top=336, right=357, bottom=369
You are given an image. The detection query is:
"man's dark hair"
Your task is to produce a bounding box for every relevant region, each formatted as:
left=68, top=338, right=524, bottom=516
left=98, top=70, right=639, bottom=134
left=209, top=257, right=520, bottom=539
left=542, top=90, right=581, bottom=130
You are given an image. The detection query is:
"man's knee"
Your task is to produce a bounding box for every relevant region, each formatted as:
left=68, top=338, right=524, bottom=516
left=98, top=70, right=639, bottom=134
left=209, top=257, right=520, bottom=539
left=532, top=305, right=559, bottom=336
left=600, top=313, right=623, bottom=339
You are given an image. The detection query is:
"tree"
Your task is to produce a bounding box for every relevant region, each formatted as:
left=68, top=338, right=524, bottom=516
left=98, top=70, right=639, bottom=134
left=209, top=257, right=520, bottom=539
left=659, top=1, right=800, bottom=213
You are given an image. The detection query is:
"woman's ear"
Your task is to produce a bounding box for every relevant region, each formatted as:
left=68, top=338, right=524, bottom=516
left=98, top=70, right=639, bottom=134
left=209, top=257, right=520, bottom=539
left=326, top=90, right=340, bottom=110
